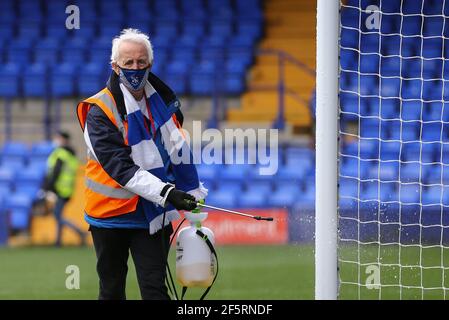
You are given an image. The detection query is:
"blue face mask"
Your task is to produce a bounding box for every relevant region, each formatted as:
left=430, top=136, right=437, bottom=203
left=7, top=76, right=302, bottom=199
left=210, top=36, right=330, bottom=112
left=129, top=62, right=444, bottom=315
left=118, top=65, right=151, bottom=91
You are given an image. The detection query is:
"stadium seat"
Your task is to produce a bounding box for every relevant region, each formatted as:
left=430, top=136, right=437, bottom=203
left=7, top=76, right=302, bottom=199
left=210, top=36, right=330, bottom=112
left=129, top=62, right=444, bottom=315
left=50, top=63, right=76, bottom=97
left=23, top=63, right=47, bottom=97
left=219, top=165, right=250, bottom=182
left=78, top=63, right=108, bottom=96
left=0, top=63, right=21, bottom=98
left=206, top=190, right=238, bottom=208
left=1, top=142, right=29, bottom=166
left=34, top=38, right=60, bottom=65
left=399, top=183, right=421, bottom=204
left=0, top=167, right=15, bottom=190
left=4, top=193, right=34, bottom=231
left=293, top=185, right=315, bottom=207
left=238, top=190, right=268, bottom=208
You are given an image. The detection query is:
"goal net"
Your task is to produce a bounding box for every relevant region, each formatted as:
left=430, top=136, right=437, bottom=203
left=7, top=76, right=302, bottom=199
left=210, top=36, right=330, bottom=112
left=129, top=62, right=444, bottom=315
left=338, top=0, right=449, bottom=299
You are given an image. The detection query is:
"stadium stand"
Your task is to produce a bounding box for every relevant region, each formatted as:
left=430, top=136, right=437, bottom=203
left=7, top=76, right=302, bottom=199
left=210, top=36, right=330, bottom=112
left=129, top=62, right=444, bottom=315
left=0, top=0, right=314, bottom=245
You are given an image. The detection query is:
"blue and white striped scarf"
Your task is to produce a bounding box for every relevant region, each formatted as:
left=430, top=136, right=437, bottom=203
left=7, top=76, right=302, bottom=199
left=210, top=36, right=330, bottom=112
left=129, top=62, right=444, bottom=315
left=120, top=81, right=207, bottom=234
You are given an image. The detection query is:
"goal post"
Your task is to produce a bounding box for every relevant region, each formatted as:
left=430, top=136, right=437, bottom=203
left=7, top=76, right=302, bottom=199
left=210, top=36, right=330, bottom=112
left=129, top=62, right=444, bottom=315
left=317, top=0, right=449, bottom=300
left=315, top=0, right=340, bottom=300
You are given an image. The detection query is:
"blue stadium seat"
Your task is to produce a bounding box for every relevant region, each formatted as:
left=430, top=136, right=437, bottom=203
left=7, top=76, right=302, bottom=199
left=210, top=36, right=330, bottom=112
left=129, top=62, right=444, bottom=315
left=0, top=167, right=14, bottom=190
left=227, top=49, right=254, bottom=68
left=99, top=23, right=124, bottom=40
left=34, top=38, right=60, bottom=65
left=381, top=56, right=401, bottom=77
left=0, top=63, right=21, bottom=98
left=238, top=190, right=268, bottom=208
left=78, top=63, right=108, bottom=96
left=401, top=163, right=425, bottom=183
left=285, top=152, right=313, bottom=168
left=4, top=193, right=34, bottom=230
left=190, top=64, right=216, bottom=95
left=381, top=35, right=400, bottom=56
left=23, top=63, right=47, bottom=97
left=89, top=37, right=113, bottom=66
left=1, top=142, right=29, bottom=166
left=399, top=183, right=421, bottom=204
left=173, top=35, right=199, bottom=52
left=163, top=60, right=190, bottom=94
left=196, top=164, right=220, bottom=185
left=206, top=190, right=238, bottom=208
left=61, top=38, right=88, bottom=67
left=360, top=34, right=379, bottom=53
left=401, top=101, right=422, bottom=121
left=339, top=178, right=358, bottom=199
left=209, top=20, right=234, bottom=38
left=360, top=118, right=380, bottom=139
left=16, top=166, right=45, bottom=186
left=423, top=102, right=445, bottom=122
left=219, top=165, right=250, bottom=182
left=340, top=48, right=357, bottom=71
left=17, top=22, right=42, bottom=39
left=182, top=19, right=206, bottom=38
left=267, top=190, right=297, bottom=208
left=223, top=73, right=245, bottom=94
left=50, top=63, right=76, bottom=97
left=367, top=161, right=399, bottom=181
left=275, top=164, right=308, bottom=183
left=402, top=142, right=435, bottom=163
left=380, top=141, right=402, bottom=161
left=422, top=123, right=443, bottom=142
left=46, top=17, right=69, bottom=33
left=402, top=16, right=422, bottom=35
left=127, top=0, right=152, bottom=13
left=339, top=95, right=363, bottom=121
left=424, top=80, right=444, bottom=100
left=422, top=186, right=448, bottom=206
left=402, top=79, right=422, bottom=100
left=273, top=181, right=302, bottom=196
left=7, top=38, right=33, bottom=66
left=360, top=54, right=379, bottom=74
left=246, top=181, right=273, bottom=195
left=70, top=21, right=97, bottom=40
left=369, top=98, right=398, bottom=119
left=340, top=157, right=370, bottom=179
left=380, top=78, right=400, bottom=97
left=229, top=34, right=256, bottom=48
left=293, top=184, right=315, bottom=207
left=30, top=141, right=55, bottom=159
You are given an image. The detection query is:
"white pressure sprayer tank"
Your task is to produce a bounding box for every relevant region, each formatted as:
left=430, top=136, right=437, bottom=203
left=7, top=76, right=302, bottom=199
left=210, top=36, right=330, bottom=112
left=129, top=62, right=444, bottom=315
left=176, top=206, right=217, bottom=288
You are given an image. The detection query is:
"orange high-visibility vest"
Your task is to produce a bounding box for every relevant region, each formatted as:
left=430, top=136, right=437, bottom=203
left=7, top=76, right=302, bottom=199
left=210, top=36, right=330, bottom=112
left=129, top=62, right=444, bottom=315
left=77, top=88, right=139, bottom=219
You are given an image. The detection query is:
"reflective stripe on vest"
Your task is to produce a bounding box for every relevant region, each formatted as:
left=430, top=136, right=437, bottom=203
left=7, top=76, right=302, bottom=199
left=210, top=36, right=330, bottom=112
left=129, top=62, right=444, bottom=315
left=85, top=178, right=134, bottom=199
left=85, top=88, right=126, bottom=140
left=77, top=88, right=139, bottom=219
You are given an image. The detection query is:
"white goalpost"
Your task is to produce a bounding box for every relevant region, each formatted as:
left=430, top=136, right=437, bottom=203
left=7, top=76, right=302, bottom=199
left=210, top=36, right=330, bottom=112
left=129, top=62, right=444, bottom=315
left=316, top=0, right=449, bottom=300
left=315, top=0, right=339, bottom=300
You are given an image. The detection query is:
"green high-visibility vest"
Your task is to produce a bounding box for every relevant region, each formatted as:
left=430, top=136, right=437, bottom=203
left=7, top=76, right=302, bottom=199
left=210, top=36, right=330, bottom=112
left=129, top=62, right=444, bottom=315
left=47, top=147, right=79, bottom=198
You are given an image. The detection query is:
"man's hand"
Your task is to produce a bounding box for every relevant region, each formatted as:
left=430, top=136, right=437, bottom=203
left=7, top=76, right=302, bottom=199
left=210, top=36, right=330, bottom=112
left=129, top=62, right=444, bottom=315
left=166, top=189, right=197, bottom=211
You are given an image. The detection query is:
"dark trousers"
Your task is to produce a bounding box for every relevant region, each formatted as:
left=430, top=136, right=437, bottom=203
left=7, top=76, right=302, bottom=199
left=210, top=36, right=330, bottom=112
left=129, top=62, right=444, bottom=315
left=90, top=224, right=173, bottom=300
left=54, top=196, right=85, bottom=246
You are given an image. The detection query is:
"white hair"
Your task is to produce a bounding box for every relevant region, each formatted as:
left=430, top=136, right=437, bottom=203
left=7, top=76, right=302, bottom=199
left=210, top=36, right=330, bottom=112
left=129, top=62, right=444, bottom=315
left=110, top=28, right=154, bottom=66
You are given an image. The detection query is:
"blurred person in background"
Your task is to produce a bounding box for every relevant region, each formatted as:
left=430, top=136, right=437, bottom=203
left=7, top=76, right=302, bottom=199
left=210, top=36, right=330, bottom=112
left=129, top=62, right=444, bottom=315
left=44, top=130, right=85, bottom=246
left=76, top=28, right=207, bottom=300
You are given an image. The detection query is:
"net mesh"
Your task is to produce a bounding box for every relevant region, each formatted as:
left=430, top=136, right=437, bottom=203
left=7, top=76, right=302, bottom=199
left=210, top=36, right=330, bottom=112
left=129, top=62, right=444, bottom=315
left=338, top=0, right=449, bottom=299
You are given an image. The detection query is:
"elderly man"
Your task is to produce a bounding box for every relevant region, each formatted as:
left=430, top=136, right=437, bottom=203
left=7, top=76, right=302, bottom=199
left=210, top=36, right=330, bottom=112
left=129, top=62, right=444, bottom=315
left=76, top=29, right=207, bottom=300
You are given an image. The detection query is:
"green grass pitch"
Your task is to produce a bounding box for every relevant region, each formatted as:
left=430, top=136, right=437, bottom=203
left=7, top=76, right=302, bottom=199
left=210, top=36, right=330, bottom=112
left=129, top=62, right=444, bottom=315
left=0, top=244, right=312, bottom=300
left=0, top=244, right=447, bottom=299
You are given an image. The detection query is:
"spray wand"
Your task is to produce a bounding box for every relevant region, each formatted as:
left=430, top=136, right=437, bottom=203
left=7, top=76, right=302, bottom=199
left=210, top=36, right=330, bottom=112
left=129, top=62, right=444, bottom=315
left=186, top=200, right=274, bottom=221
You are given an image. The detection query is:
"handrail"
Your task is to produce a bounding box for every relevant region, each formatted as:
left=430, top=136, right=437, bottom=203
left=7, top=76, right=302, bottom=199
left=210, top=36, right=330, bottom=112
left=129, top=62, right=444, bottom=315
left=257, top=48, right=316, bottom=77
left=252, top=49, right=316, bottom=130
